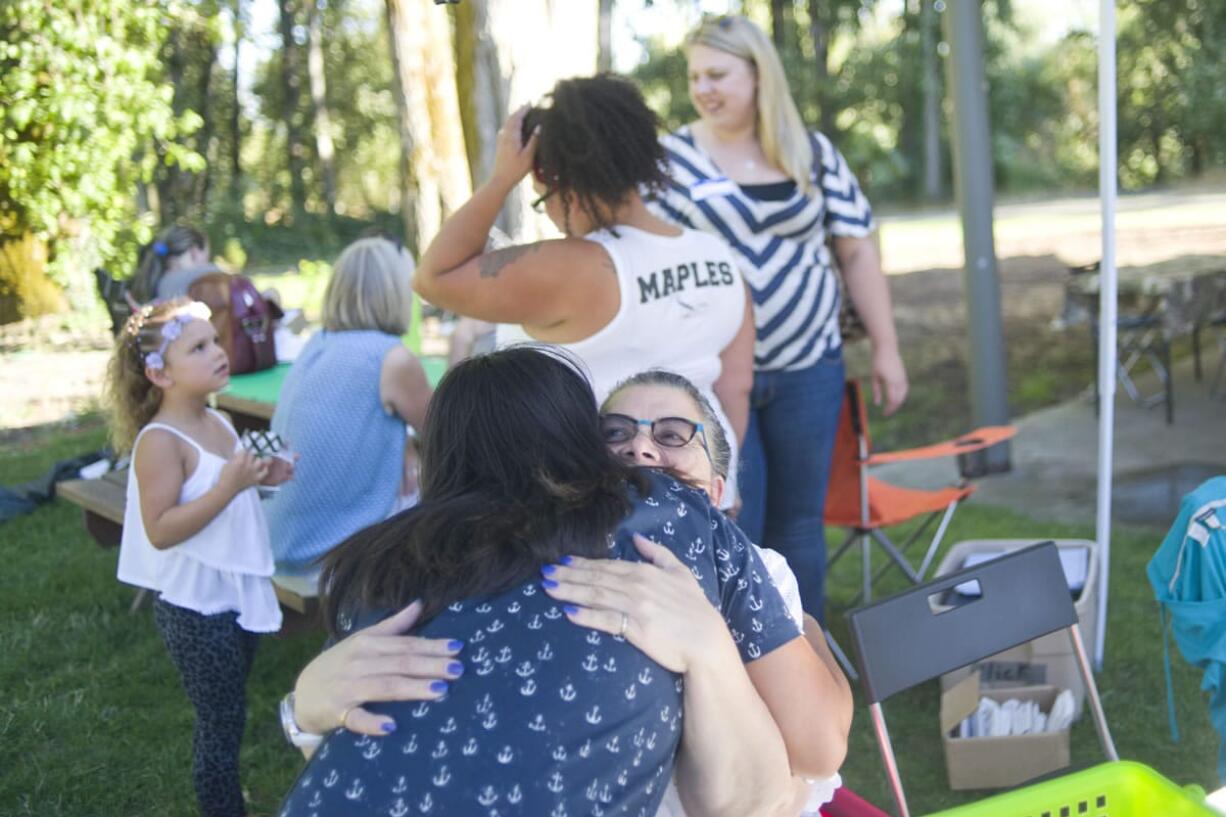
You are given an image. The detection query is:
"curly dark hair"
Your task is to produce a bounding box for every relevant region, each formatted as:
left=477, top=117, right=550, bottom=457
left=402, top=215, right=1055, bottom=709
left=523, top=74, right=668, bottom=234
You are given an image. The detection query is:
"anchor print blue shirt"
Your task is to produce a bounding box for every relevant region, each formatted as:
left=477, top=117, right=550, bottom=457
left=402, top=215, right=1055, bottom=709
left=279, top=471, right=800, bottom=817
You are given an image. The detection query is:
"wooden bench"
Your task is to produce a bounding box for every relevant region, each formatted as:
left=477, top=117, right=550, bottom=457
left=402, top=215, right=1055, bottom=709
left=59, top=469, right=319, bottom=622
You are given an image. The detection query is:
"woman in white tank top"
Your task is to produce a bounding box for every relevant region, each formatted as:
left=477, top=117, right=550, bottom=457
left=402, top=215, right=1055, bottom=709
left=414, top=76, right=753, bottom=499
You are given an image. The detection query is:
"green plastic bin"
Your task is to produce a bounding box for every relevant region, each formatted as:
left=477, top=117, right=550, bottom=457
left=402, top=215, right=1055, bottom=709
left=926, top=761, right=1217, bottom=817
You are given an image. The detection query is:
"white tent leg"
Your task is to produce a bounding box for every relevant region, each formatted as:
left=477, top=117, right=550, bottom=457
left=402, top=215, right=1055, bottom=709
left=1093, top=0, right=1118, bottom=671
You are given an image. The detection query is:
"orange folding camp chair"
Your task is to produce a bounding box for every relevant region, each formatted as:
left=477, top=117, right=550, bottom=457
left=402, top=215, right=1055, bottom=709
left=825, top=381, right=1016, bottom=604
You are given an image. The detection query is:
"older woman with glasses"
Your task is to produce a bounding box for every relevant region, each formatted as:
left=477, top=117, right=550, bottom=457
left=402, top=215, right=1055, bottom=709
left=413, top=74, right=754, bottom=507
left=647, top=15, right=909, bottom=620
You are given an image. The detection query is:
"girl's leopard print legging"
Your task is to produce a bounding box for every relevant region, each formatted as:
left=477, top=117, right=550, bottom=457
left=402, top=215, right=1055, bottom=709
left=153, top=599, right=259, bottom=817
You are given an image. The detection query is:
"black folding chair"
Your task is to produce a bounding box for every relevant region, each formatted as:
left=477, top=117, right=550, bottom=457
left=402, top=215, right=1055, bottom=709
left=845, top=541, right=1118, bottom=817
left=94, top=267, right=139, bottom=336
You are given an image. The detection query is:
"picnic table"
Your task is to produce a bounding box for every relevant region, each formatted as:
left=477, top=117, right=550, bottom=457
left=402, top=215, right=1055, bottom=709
left=214, top=355, right=449, bottom=432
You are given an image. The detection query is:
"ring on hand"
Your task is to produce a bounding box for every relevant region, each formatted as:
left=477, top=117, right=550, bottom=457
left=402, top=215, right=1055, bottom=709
left=618, top=611, right=629, bottom=639
left=340, top=705, right=357, bottom=729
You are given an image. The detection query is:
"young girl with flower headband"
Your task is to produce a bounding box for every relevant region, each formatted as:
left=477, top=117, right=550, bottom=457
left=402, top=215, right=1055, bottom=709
left=105, top=297, right=294, bottom=817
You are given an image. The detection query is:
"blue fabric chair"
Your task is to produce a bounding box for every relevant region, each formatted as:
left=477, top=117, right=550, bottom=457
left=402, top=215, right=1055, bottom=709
left=1148, top=475, right=1226, bottom=783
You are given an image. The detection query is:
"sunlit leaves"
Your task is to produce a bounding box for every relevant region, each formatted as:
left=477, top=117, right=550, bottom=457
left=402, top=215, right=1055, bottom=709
left=0, top=0, right=202, bottom=296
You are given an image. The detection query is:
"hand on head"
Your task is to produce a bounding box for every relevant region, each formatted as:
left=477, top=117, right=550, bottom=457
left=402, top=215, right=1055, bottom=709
left=491, top=105, right=540, bottom=189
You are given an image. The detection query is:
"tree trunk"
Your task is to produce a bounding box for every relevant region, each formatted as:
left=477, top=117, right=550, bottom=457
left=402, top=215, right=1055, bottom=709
left=195, top=40, right=217, bottom=213
left=158, top=33, right=188, bottom=224
left=770, top=0, right=787, bottom=48
left=385, top=0, right=473, bottom=252
left=920, top=0, right=942, bottom=199
left=451, top=0, right=598, bottom=242
left=422, top=5, right=471, bottom=218
left=807, top=0, right=835, bottom=137
left=597, top=0, right=614, bottom=73
left=230, top=0, right=243, bottom=195
left=307, top=0, right=337, bottom=214
left=278, top=0, right=307, bottom=214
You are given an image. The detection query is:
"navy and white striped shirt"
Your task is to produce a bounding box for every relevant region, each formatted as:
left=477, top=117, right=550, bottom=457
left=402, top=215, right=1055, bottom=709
left=649, top=128, right=875, bottom=372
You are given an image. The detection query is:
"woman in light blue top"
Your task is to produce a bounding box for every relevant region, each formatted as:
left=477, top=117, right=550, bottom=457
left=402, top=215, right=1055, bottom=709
left=266, top=237, right=433, bottom=577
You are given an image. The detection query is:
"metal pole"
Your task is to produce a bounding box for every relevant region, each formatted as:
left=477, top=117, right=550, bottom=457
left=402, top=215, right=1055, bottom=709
left=942, top=0, right=1011, bottom=473
left=1093, top=0, right=1118, bottom=670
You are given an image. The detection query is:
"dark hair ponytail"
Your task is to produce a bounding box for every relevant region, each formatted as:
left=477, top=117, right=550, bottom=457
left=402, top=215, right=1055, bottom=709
left=320, top=346, right=646, bottom=635
left=131, top=224, right=207, bottom=303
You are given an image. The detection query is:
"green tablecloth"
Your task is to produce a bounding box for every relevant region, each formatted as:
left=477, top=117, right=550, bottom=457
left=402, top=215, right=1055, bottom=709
left=221, top=355, right=448, bottom=407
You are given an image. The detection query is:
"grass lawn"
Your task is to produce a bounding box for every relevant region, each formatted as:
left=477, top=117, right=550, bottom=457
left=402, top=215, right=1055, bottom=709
left=1, top=419, right=1218, bottom=816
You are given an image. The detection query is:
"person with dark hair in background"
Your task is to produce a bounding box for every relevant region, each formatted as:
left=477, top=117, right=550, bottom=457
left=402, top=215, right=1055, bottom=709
left=413, top=74, right=754, bottom=508
left=131, top=224, right=223, bottom=303
left=277, top=346, right=807, bottom=817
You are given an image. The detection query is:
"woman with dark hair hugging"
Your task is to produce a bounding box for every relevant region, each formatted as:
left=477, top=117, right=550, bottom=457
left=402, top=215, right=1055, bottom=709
left=278, top=347, right=805, bottom=817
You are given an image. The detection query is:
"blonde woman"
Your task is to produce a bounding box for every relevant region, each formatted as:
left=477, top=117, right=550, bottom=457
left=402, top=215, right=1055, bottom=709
left=265, top=237, right=432, bottom=578
left=648, top=14, right=908, bottom=619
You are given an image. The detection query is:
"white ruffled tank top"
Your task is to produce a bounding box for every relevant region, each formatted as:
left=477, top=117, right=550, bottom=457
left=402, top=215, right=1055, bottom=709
left=117, top=409, right=282, bottom=633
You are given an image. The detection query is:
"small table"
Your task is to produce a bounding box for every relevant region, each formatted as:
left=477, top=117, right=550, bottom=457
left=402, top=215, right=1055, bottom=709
left=1064, top=255, right=1226, bottom=337
left=1064, top=256, right=1226, bottom=421
left=214, top=355, right=449, bottom=433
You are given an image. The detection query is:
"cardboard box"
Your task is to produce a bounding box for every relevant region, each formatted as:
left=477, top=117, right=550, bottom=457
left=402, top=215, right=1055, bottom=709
left=941, top=673, right=1071, bottom=790
left=933, top=539, right=1098, bottom=717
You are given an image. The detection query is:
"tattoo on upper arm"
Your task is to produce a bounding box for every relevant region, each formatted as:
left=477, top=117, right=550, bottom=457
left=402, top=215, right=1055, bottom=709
left=478, top=244, right=543, bottom=279
left=600, top=250, right=617, bottom=277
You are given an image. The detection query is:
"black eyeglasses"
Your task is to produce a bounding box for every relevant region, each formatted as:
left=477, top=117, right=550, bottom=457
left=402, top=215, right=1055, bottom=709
left=600, top=413, right=710, bottom=453
left=530, top=189, right=554, bottom=213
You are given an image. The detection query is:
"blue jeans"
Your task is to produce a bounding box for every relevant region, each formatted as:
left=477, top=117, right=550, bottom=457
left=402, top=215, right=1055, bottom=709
left=738, top=350, right=846, bottom=622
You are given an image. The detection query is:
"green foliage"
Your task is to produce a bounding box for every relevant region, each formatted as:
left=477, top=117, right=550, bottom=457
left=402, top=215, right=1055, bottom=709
left=0, top=0, right=202, bottom=305
left=247, top=0, right=400, bottom=221
left=1117, top=0, right=1226, bottom=187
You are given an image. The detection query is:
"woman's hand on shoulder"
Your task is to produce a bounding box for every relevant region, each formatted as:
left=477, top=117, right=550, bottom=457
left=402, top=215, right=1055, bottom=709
left=542, top=534, right=733, bottom=674
left=294, top=601, right=465, bottom=736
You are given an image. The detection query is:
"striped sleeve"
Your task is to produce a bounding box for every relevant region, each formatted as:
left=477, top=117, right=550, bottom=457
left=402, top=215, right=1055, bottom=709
left=815, top=132, right=875, bottom=238
left=645, top=135, right=701, bottom=230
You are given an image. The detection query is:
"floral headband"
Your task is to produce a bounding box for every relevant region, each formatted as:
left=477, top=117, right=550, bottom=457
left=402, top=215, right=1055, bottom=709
left=140, top=301, right=213, bottom=371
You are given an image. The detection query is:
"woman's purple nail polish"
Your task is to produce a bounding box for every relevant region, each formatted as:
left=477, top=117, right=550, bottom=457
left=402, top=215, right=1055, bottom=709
left=447, top=661, right=464, bottom=676
left=381, top=721, right=397, bottom=734
left=542, top=578, right=559, bottom=589
left=430, top=680, right=449, bottom=693
left=540, top=564, right=557, bottom=575
left=446, top=639, right=464, bottom=652
left=563, top=604, right=580, bottom=615
left=559, top=555, right=574, bottom=565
